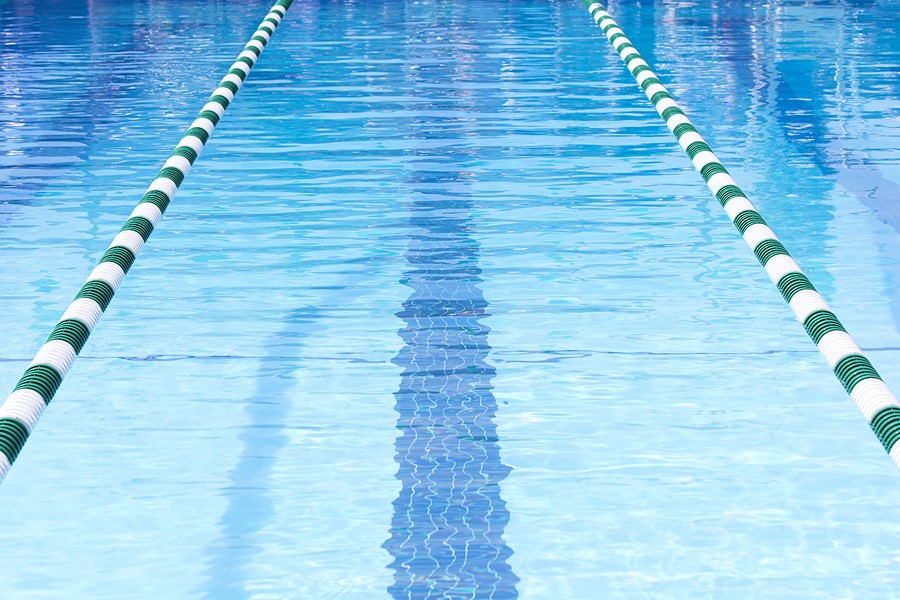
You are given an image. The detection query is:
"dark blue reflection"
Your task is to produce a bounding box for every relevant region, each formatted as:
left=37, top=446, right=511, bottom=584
left=384, top=163, right=519, bottom=598
left=0, top=0, right=169, bottom=231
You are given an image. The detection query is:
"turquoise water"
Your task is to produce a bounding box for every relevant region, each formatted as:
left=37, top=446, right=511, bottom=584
left=1, top=0, right=900, bottom=597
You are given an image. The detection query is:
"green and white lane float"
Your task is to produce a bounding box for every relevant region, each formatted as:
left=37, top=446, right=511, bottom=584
left=581, top=0, right=900, bottom=469
left=0, top=0, right=295, bottom=481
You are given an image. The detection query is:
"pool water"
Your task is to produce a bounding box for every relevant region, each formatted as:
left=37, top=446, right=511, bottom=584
left=1, top=0, right=899, bottom=597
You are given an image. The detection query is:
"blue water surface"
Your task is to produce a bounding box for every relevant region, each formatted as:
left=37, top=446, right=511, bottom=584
left=1, top=0, right=899, bottom=598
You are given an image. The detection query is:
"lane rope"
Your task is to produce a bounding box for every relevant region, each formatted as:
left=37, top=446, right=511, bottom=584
left=0, top=0, right=295, bottom=482
left=581, top=0, right=900, bottom=469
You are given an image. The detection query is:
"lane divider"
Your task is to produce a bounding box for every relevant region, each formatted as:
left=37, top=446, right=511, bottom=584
left=0, top=0, right=294, bottom=482
left=582, top=1, right=900, bottom=469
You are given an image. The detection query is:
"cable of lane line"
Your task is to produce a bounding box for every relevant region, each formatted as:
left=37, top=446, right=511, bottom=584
left=581, top=0, right=900, bottom=469
left=0, top=0, right=295, bottom=482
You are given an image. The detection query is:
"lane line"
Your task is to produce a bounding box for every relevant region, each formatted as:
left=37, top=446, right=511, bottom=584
left=582, top=0, right=900, bottom=469
left=0, top=0, right=295, bottom=482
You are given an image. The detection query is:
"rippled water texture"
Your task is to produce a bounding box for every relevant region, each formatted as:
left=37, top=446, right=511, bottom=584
left=1, top=0, right=899, bottom=597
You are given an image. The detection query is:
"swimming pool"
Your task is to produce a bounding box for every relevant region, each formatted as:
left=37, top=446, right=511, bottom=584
left=1, top=0, right=899, bottom=597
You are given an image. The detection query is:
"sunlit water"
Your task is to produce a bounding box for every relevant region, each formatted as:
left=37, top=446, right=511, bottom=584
left=1, top=0, right=899, bottom=598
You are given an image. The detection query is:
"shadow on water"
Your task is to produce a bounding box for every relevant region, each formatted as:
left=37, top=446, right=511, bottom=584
left=200, top=307, right=320, bottom=600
